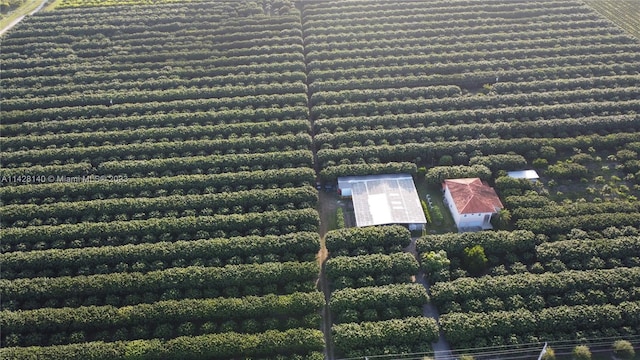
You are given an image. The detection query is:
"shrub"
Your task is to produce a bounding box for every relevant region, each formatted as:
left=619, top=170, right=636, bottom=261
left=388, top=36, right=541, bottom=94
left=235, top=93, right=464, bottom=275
left=439, top=155, right=453, bottom=166
left=425, top=165, right=491, bottom=185
left=421, top=250, right=450, bottom=283
left=540, top=146, right=557, bottom=160
left=492, top=208, right=512, bottom=230
left=542, top=346, right=556, bottom=360
left=335, top=208, right=345, bottom=229
left=431, top=205, right=444, bottom=225
left=546, top=162, right=588, bottom=180
left=533, top=158, right=548, bottom=168
left=572, top=345, right=591, bottom=360
left=463, top=245, right=488, bottom=276
left=612, top=340, right=635, bottom=359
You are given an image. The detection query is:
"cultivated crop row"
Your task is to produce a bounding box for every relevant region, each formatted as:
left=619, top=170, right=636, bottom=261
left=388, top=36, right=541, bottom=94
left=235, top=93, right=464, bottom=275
left=0, top=3, right=322, bottom=358
left=323, top=226, right=435, bottom=357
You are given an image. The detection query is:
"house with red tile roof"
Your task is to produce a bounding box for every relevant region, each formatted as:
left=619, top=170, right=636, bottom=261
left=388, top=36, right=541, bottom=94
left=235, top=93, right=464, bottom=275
left=442, top=178, right=503, bottom=232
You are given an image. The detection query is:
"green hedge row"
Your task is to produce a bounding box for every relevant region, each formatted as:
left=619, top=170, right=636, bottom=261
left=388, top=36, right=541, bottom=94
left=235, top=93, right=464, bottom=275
left=0, top=328, right=324, bottom=360
left=330, top=283, right=428, bottom=324
left=332, top=317, right=438, bottom=357
left=1, top=291, right=323, bottom=338
left=1, top=232, right=320, bottom=279
left=1, top=261, right=319, bottom=308
left=325, top=225, right=411, bottom=255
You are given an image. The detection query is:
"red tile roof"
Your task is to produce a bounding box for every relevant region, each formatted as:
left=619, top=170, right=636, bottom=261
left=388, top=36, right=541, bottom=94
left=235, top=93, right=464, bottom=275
left=444, top=178, right=503, bottom=214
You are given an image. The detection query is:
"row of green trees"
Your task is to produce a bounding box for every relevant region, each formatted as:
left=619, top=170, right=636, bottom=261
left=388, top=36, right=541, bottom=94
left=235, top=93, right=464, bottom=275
left=1, top=232, right=320, bottom=279
left=324, top=225, right=411, bottom=255
left=515, top=213, right=640, bottom=235
left=315, top=115, right=639, bottom=151
left=307, top=44, right=639, bottom=72
left=0, top=328, right=324, bottom=360
left=3, top=120, right=310, bottom=151
left=536, top=236, right=640, bottom=270
left=2, top=83, right=307, bottom=112
left=310, top=85, right=461, bottom=106
left=0, top=168, right=315, bottom=205
left=5, top=134, right=311, bottom=167
left=512, top=201, right=640, bottom=220
left=329, top=284, right=428, bottom=324
left=305, top=31, right=633, bottom=57
left=417, top=230, right=540, bottom=259
left=2, top=208, right=320, bottom=248
left=304, top=17, right=613, bottom=44
left=4, top=70, right=307, bottom=99
left=309, top=63, right=639, bottom=92
left=316, top=132, right=640, bottom=168
left=332, top=317, right=438, bottom=358
left=308, top=53, right=639, bottom=83
left=2, top=261, right=319, bottom=309
left=2, top=186, right=317, bottom=226
left=2, top=93, right=308, bottom=124
left=440, top=301, right=640, bottom=348
left=313, top=105, right=635, bottom=133
left=319, top=162, right=416, bottom=183
left=2, top=107, right=309, bottom=137
left=429, top=267, right=640, bottom=310
left=1, top=292, right=323, bottom=344
left=2, top=60, right=305, bottom=88
left=326, top=252, right=418, bottom=282
left=92, top=150, right=312, bottom=177
left=302, top=0, right=577, bottom=17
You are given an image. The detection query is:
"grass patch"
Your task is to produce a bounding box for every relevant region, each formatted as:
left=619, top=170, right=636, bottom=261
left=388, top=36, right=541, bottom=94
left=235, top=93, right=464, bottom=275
left=414, top=178, right=457, bottom=234
left=0, top=0, right=49, bottom=34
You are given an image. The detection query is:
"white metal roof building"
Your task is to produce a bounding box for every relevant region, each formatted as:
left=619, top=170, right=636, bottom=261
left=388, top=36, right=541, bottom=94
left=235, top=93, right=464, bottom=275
left=338, top=174, right=427, bottom=229
left=507, top=169, right=540, bottom=181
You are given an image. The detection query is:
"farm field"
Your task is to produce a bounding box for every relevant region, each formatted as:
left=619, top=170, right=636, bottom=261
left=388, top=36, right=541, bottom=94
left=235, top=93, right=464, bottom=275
left=324, top=226, right=438, bottom=358
left=582, top=0, right=640, bottom=40
left=0, top=1, right=324, bottom=359
left=1, top=0, right=640, bottom=359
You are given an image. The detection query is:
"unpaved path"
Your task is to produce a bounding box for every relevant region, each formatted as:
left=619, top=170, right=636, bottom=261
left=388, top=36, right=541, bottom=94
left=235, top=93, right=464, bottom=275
left=407, top=238, right=454, bottom=360
left=0, top=0, right=49, bottom=36
left=318, top=190, right=338, bottom=238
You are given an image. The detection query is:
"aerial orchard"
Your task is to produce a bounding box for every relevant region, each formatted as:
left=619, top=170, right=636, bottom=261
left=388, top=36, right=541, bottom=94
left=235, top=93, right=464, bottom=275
left=0, top=1, right=322, bottom=359
left=1, top=0, right=640, bottom=357
left=324, top=226, right=435, bottom=357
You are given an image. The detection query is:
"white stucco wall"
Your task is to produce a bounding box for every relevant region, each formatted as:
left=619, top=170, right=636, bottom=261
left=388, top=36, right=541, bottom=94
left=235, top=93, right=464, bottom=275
left=444, top=185, right=492, bottom=230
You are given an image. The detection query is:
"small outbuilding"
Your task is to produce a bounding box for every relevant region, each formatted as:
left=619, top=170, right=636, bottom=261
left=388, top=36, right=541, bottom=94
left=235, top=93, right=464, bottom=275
left=337, top=174, right=427, bottom=230
left=443, top=178, right=503, bottom=232
left=507, top=169, right=540, bottom=182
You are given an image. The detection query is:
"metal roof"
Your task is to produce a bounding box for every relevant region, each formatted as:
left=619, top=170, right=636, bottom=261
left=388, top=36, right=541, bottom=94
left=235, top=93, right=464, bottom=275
left=338, top=174, right=427, bottom=227
left=507, top=169, right=540, bottom=179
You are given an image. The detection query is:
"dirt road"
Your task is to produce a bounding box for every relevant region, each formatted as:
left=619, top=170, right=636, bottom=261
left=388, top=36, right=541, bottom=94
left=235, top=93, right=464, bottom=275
left=0, top=0, right=49, bottom=36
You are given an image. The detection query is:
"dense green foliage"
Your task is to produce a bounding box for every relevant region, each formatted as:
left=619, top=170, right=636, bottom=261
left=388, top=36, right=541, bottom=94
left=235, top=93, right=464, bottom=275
left=417, top=230, right=541, bottom=261
left=0, top=328, right=324, bottom=360
left=440, top=302, right=640, bottom=349
left=323, top=226, right=434, bottom=357
left=425, top=165, right=492, bottom=185
left=325, top=225, right=411, bottom=256
left=330, top=284, right=428, bottom=324
left=463, top=245, right=489, bottom=276
left=1, top=292, right=323, bottom=345
left=326, top=252, right=419, bottom=289
left=332, top=317, right=439, bottom=358
left=2, top=261, right=319, bottom=310
left=3, top=0, right=640, bottom=357
left=1, top=232, right=320, bottom=279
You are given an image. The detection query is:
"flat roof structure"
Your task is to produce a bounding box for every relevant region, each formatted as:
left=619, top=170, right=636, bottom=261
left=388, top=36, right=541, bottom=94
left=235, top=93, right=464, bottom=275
left=338, top=174, right=427, bottom=228
left=507, top=169, right=540, bottom=180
